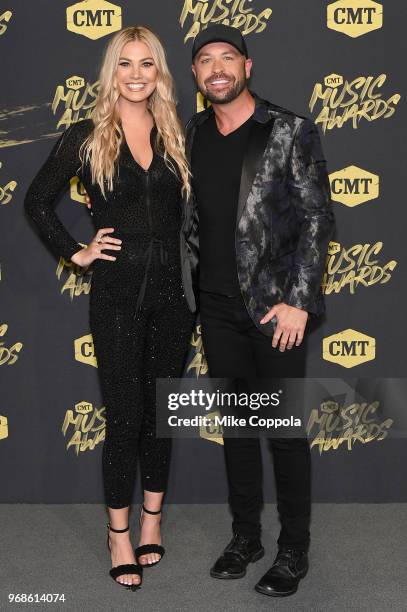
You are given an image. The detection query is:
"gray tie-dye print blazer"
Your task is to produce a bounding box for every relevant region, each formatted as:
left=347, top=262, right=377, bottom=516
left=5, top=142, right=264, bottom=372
left=180, top=92, right=336, bottom=337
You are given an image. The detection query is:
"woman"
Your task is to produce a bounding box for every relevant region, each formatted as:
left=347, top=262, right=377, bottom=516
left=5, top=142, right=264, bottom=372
left=24, top=25, right=196, bottom=591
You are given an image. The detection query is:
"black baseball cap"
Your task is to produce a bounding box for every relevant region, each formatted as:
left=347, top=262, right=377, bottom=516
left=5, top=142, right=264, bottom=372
left=191, top=24, right=248, bottom=62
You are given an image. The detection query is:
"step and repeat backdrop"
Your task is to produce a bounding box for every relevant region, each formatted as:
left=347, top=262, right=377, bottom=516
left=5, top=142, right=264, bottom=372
left=1, top=1, right=406, bottom=503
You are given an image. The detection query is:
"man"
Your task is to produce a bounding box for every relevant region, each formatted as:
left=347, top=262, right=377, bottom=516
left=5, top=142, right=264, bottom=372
left=86, top=23, right=335, bottom=597
left=182, top=25, right=335, bottom=598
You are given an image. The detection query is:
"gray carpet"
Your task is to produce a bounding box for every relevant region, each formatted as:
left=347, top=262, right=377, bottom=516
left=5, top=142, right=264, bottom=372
left=0, top=504, right=406, bottom=612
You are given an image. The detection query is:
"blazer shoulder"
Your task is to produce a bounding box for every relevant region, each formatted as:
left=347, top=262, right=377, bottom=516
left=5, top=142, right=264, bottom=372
left=265, top=101, right=315, bottom=133
left=185, top=108, right=211, bottom=131
left=267, top=101, right=308, bottom=121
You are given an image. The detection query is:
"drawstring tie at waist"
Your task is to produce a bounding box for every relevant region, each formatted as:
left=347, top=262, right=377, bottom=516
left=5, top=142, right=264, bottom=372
left=133, top=238, right=169, bottom=318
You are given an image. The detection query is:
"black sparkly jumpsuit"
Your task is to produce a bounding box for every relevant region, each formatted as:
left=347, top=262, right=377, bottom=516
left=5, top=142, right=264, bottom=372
left=24, top=118, right=196, bottom=508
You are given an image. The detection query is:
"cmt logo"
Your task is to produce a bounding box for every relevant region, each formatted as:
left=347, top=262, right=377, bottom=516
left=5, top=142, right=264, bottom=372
left=329, top=166, right=379, bottom=207
left=52, top=76, right=99, bottom=129
left=62, top=401, right=105, bottom=454
left=70, top=177, right=87, bottom=204
left=0, top=415, right=8, bottom=440
left=67, top=0, right=122, bottom=40
left=327, top=0, right=383, bottom=38
left=323, top=329, right=376, bottom=368
left=66, top=76, right=85, bottom=90
left=200, top=410, right=223, bottom=446
left=74, top=333, right=98, bottom=367
left=324, top=73, right=344, bottom=88
left=75, top=401, right=93, bottom=414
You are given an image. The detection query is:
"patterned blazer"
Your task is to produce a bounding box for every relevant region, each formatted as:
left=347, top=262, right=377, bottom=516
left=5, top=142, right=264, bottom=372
left=180, top=92, right=336, bottom=336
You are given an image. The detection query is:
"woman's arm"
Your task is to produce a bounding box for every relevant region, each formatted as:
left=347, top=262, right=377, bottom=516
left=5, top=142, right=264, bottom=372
left=24, top=120, right=91, bottom=262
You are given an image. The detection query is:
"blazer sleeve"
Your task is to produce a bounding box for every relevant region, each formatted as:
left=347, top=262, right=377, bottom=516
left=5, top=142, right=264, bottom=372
left=184, top=120, right=200, bottom=288
left=24, top=121, right=89, bottom=262
left=186, top=196, right=199, bottom=260
left=283, top=118, right=336, bottom=314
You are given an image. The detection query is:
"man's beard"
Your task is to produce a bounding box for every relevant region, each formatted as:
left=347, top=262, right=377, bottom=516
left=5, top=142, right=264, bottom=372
left=201, top=72, right=247, bottom=105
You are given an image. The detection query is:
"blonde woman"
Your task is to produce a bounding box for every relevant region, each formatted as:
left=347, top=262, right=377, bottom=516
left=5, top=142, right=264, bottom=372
left=24, top=26, right=196, bottom=591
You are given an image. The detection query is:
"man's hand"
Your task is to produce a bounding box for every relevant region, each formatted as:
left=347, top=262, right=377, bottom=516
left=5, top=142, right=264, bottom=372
left=260, top=303, right=308, bottom=351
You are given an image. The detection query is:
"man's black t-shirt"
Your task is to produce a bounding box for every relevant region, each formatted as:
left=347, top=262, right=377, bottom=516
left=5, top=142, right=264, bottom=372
left=191, top=112, right=253, bottom=296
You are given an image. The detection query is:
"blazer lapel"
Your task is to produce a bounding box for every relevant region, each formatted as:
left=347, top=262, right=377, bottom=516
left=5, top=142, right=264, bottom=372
left=185, top=108, right=212, bottom=164
left=236, top=117, right=275, bottom=224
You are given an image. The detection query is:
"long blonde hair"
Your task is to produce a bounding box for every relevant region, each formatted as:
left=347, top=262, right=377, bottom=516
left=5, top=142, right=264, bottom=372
left=80, top=25, right=191, bottom=199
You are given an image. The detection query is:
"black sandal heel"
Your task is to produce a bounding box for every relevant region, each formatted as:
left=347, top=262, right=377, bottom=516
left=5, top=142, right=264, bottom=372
left=107, top=522, right=143, bottom=590
left=135, top=504, right=165, bottom=567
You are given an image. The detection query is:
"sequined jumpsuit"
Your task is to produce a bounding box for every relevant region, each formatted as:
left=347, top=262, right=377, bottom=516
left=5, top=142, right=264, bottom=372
left=24, top=118, right=196, bottom=508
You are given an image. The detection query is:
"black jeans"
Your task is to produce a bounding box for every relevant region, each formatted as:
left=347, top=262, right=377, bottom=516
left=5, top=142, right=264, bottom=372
left=199, top=290, right=312, bottom=552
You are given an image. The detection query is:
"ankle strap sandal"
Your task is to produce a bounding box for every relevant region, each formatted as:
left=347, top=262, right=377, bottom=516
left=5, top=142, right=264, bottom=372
left=106, top=522, right=143, bottom=590
left=134, top=504, right=165, bottom=567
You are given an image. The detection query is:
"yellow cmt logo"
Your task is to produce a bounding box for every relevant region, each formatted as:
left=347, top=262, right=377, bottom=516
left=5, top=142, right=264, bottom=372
left=70, top=177, right=87, bottom=204
left=75, top=401, right=93, bottom=414
left=323, top=329, right=376, bottom=368
left=329, top=166, right=379, bottom=207
left=67, top=0, right=122, bottom=40
left=327, top=0, right=383, bottom=38
left=62, top=400, right=105, bottom=454
left=200, top=410, right=223, bottom=446
left=74, top=334, right=98, bottom=367
left=0, top=415, right=8, bottom=440
left=324, top=73, right=344, bottom=88
left=66, top=76, right=85, bottom=90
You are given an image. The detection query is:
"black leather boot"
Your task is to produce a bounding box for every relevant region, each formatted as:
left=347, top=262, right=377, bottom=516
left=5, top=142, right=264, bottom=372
left=254, top=547, right=308, bottom=597
left=210, top=533, right=264, bottom=579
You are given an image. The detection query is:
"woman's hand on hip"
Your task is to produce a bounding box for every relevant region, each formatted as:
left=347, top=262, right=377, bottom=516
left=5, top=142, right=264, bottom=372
left=71, top=228, right=122, bottom=267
